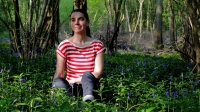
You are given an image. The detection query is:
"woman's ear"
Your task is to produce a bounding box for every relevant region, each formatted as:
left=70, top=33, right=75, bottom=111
left=87, top=21, right=90, bottom=26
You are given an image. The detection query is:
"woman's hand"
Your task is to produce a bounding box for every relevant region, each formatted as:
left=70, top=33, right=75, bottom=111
left=68, top=77, right=82, bottom=84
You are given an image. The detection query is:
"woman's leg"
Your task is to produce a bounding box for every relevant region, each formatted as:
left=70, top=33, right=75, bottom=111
left=52, top=77, right=73, bottom=96
left=81, top=71, right=100, bottom=101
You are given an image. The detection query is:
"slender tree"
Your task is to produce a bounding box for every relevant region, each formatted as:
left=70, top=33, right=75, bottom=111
left=169, top=0, right=175, bottom=46
left=0, top=0, right=60, bottom=58
left=105, top=0, right=124, bottom=55
left=183, top=0, right=200, bottom=76
left=154, top=0, right=164, bottom=49
left=73, top=0, right=87, bottom=10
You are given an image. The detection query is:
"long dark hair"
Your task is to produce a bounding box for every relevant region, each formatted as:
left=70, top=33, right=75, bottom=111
left=70, top=9, right=91, bottom=37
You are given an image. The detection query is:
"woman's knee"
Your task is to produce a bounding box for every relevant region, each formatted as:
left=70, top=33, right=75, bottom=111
left=52, top=77, right=69, bottom=89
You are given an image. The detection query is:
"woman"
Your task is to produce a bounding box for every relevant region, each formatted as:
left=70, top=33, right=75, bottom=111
left=52, top=9, right=105, bottom=101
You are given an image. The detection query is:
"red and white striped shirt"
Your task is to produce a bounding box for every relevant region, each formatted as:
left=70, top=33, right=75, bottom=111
left=56, top=39, right=105, bottom=81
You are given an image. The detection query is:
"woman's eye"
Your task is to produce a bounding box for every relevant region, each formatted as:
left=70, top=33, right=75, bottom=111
left=80, top=17, right=84, bottom=21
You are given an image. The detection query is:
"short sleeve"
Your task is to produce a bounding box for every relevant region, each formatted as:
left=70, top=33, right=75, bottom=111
left=96, top=41, right=106, bottom=54
left=56, top=40, right=68, bottom=59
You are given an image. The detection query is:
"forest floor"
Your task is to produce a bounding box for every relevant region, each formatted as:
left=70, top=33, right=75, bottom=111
left=0, top=31, right=182, bottom=57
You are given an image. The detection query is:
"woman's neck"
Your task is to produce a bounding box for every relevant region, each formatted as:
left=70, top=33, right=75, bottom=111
left=71, top=34, right=88, bottom=44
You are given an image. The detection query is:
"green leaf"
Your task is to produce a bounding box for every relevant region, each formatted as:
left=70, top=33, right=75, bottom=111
left=32, top=97, right=43, bottom=102
left=60, top=101, right=72, bottom=111
left=15, top=103, right=28, bottom=106
left=141, top=107, right=155, bottom=112
left=0, top=100, right=6, bottom=106
left=11, top=110, right=21, bottom=112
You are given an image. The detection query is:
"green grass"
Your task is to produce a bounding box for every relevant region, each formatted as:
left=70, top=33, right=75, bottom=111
left=0, top=31, right=9, bottom=38
left=0, top=45, right=199, bottom=111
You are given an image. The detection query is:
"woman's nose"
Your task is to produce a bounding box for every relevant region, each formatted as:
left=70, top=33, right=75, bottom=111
left=74, top=20, right=79, bottom=24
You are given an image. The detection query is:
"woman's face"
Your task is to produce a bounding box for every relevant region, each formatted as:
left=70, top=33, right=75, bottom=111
left=70, top=12, right=89, bottom=35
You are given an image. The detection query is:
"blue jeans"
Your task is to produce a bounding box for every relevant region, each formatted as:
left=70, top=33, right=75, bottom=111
left=52, top=71, right=100, bottom=98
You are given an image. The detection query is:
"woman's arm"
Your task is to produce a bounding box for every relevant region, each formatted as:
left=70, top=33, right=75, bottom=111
left=73, top=51, right=104, bottom=84
left=91, top=51, right=104, bottom=79
left=53, top=54, right=66, bottom=79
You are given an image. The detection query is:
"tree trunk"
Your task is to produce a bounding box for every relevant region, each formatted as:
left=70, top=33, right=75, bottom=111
left=169, top=0, right=175, bottom=46
left=184, top=0, right=200, bottom=75
left=1, top=0, right=60, bottom=59
left=146, top=0, right=150, bottom=32
left=154, top=0, right=164, bottom=49
left=105, top=0, right=124, bottom=55
left=128, top=0, right=144, bottom=45
left=12, top=0, right=22, bottom=56
left=73, top=0, right=87, bottom=10
left=125, top=1, right=131, bottom=38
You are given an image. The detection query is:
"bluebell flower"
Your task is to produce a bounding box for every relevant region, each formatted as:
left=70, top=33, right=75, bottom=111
left=166, top=91, right=170, bottom=98
left=52, top=99, right=56, bottom=105
left=182, top=91, right=188, bottom=97
left=52, top=84, right=56, bottom=88
left=181, top=72, right=183, bottom=77
left=100, top=83, right=103, bottom=87
left=108, top=50, right=112, bottom=55
left=187, top=62, right=192, bottom=67
left=35, top=101, right=39, bottom=106
left=70, top=83, right=74, bottom=88
left=28, top=87, right=31, bottom=90
left=194, top=81, right=199, bottom=86
left=127, top=91, right=132, bottom=99
left=152, top=71, right=157, bottom=75
left=22, top=78, right=26, bottom=83
left=49, top=71, right=53, bottom=76
left=152, top=93, right=156, bottom=98
left=144, top=58, right=148, bottom=62
left=13, top=98, right=17, bottom=104
left=0, top=82, right=2, bottom=86
left=169, top=76, right=173, bottom=80
left=0, top=69, right=3, bottom=74
left=121, top=71, right=124, bottom=76
left=162, top=63, right=167, bottom=68
left=172, top=91, right=178, bottom=98
left=143, top=74, right=146, bottom=78
left=193, top=89, right=195, bottom=93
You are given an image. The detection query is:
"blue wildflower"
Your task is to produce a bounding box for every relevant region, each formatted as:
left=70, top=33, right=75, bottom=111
left=100, top=83, right=103, bottom=87
left=166, top=91, right=170, bottom=98
left=181, top=72, right=183, bottom=77
left=52, top=99, right=56, bottom=105
left=152, top=93, right=156, bottom=98
left=182, top=91, right=188, bottom=97
left=162, top=63, right=167, bottom=68
left=194, top=81, right=199, bottom=86
left=0, top=69, right=3, bottom=74
left=170, top=76, right=173, bottom=80
left=143, top=74, right=146, bottom=78
left=127, top=91, right=132, bottom=99
left=28, top=87, right=31, bottom=90
left=172, top=91, right=178, bottom=98
left=35, top=101, right=39, bottom=106
left=152, top=71, right=157, bottom=75
left=144, top=58, right=148, bottom=62
left=70, top=83, right=74, bottom=88
left=52, top=84, right=56, bottom=88
left=22, top=78, right=26, bottom=83
left=193, top=89, right=195, bottom=93
left=49, top=71, right=53, bottom=76
left=13, top=98, right=17, bottom=104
